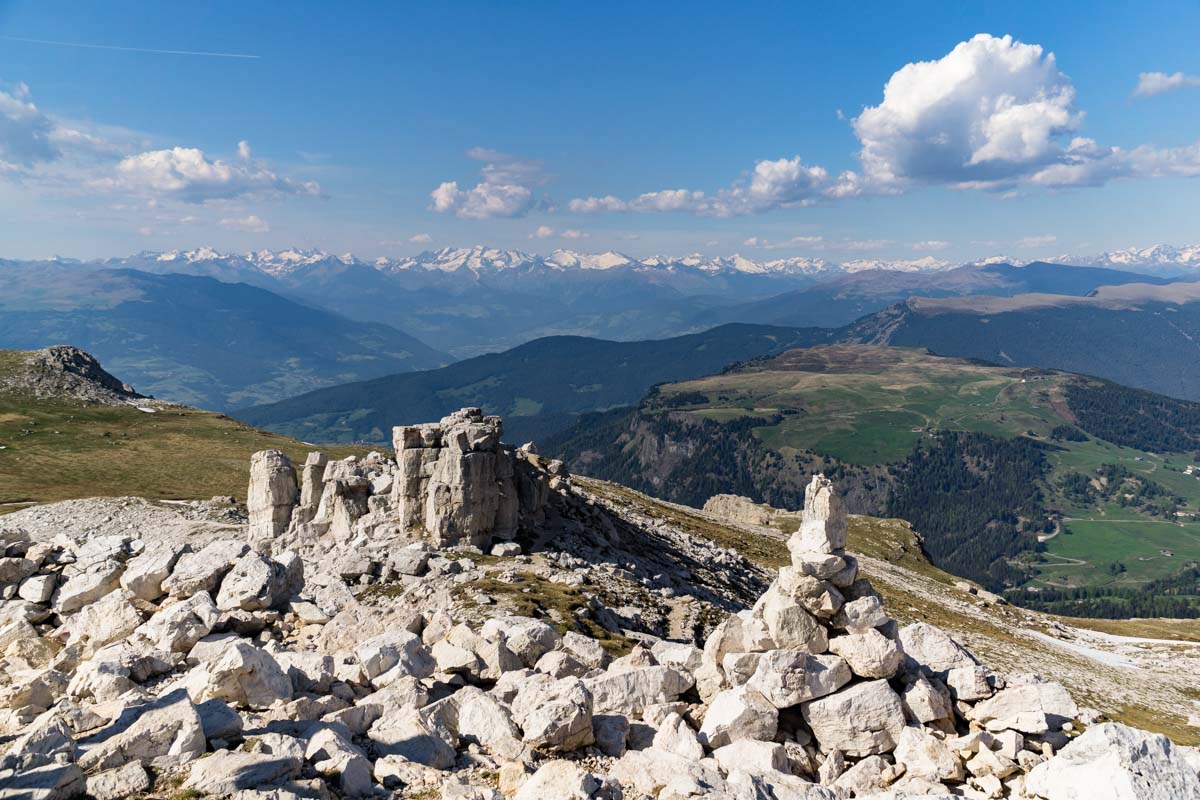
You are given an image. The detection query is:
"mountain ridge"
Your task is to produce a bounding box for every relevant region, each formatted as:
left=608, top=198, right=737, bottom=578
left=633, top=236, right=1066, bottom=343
left=33, top=240, right=1200, bottom=281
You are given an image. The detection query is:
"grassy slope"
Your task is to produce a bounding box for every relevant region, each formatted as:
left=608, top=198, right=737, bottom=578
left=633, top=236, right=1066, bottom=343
left=0, top=350, right=365, bottom=509
left=650, top=345, right=1200, bottom=593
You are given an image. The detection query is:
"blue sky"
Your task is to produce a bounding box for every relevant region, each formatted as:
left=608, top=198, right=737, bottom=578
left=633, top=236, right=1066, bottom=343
left=1, top=0, right=1198, bottom=262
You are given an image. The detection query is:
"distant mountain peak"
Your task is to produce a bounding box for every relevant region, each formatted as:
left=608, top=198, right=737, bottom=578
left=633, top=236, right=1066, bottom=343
left=1042, top=243, right=1200, bottom=275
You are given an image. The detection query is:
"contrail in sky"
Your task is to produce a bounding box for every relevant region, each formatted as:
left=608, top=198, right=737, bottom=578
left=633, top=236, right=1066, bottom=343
left=0, top=35, right=260, bottom=59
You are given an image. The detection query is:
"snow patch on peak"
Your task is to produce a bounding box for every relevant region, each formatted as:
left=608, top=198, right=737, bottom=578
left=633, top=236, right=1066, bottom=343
left=546, top=250, right=633, bottom=270
left=841, top=256, right=953, bottom=273
left=1047, top=244, right=1200, bottom=274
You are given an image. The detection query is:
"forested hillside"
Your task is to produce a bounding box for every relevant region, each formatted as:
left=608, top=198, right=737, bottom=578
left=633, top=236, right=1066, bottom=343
left=549, top=345, right=1200, bottom=616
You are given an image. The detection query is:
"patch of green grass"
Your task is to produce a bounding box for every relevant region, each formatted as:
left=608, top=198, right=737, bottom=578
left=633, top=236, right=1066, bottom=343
left=1035, top=517, right=1200, bottom=588
left=456, top=572, right=634, bottom=656
left=509, top=397, right=544, bottom=417
left=0, top=388, right=366, bottom=506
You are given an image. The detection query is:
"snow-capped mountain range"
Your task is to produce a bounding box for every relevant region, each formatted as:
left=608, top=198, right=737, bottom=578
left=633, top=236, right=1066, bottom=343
left=113, top=242, right=1200, bottom=280
left=1043, top=244, right=1200, bottom=274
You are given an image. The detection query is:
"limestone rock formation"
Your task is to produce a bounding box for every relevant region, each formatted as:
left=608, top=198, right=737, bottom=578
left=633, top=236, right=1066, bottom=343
left=392, top=408, right=520, bottom=547
left=246, top=449, right=297, bottom=544
left=1, top=437, right=1197, bottom=800
left=702, top=494, right=777, bottom=527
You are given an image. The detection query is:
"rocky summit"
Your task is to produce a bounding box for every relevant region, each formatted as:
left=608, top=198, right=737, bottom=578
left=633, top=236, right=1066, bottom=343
left=1, top=409, right=1198, bottom=800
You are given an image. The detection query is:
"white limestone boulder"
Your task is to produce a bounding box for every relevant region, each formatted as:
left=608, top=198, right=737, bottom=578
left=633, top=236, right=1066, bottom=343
left=893, top=725, right=965, bottom=782
left=828, top=629, right=903, bottom=679
left=161, top=540, right=249, bottom=598
left=898, top=622, right=976, bottom=678
left=699, top=684, right=778, bottom=749
left=131, top=591, right=220, bottom=653
left=585, top=664, right=694, bottom=716
left=513, top=760, right=620, bottom=800
left=77, top=688, right=205, bottom=771
left=184, top=749, right=301, bottom=795
left=85, top=762, right=151, bottom=800
left=354, top=630, right=435, bottom=686
left=758, top=587, right=828, bottom=654
left=967, top=682, right=1078, bottom=734
left=746, top=649, right=851, bottom=709
left=511, top=675, right=594, bottom=752
left=1025, top=722, right=1200, bottom=799
left=185, top=638, right=292, bottom=710
left=368, top=705, right=456, bottom=769
left=801, top=679, right=907, bottom=757
left=480, top=616, right=561, bottom=668
left=119, top=543, right=185, bottom=602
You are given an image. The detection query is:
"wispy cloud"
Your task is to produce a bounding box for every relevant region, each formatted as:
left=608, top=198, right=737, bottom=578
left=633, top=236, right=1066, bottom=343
left=529, top=225, right=589, bottom=240
left=1133, top=71, right=1200, bottom=97
left=0, top=34, right=259, bottom=59
left=220, top=214, right=269, bottom=233
left=742, top=235, right=824, bottom=250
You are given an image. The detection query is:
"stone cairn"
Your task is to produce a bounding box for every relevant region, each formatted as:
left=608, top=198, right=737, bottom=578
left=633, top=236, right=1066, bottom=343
left=2, top=435, right=1197, bottom=798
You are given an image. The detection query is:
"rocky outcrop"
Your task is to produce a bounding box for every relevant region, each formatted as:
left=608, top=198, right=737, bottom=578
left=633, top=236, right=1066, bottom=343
left=251, top=407, right=557, bottom=559
left=1, top=426, right=1197, bottom=800
left=392, top=409, right=518, bottom=547
left=702, top=494, right=779, bottom=527
left=2, top=346, right=144, bottom=405
left=246, top=450, right=297, bottom=545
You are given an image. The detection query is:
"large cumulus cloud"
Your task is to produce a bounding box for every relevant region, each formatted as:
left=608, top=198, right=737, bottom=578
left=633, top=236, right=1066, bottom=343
left=564, top=34, right=1200, bottom=216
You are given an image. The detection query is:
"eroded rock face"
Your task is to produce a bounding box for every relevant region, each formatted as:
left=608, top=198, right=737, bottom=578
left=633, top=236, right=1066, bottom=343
left=247, top=450, right=297, bottom=545
left=393, top=409, right=517, bottom=547
left=702, top=494, right=777, bottom=527
left=1025, top=723, right=1200, bottom=799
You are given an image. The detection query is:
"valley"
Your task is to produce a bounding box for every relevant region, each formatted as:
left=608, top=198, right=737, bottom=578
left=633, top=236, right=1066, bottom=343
left=0, top=267, right=447, bottom=411
left=547, top=345, right=1200, bottom=617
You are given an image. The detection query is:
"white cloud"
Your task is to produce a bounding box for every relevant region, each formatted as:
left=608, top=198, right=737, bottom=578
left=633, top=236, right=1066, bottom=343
left=568, top=195, right=628, bottom=213
left=1134, top=72, right=1200, bottom=97
left=408, top=232, right=432, bottom=243
left=854, top=34, right=1081, bottom=190
left=101, top=145, right=321, bottom=203
left=743, top=235, right=824, bottom=250
left=570, top=157, right=856, bottom=218
left=219, top=214, right=270, bottom=233
left=1016, top=234, right=1057, bottom=247
left=565, top=34, right=1200, bottom=215
left=844, top=239, right=892, bottom=251
left=0, top=80, right=322, bottom=211
left=431, top=148, right=544, bottom=219
left=466, top=147, right=547, bottom=186
left=0, top=81, right=60, bottom=169
left=912, top=240, right=951, bottom=250
left=528, top=225, right=589, bottom=240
